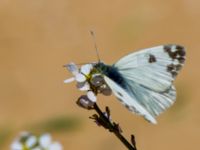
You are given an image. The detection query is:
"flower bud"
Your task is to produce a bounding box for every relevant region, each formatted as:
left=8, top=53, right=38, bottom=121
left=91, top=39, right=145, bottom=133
left=99, top=84, right=112, bottom=96
left=90, top=74, right=104, bottom=87
left=76, top=95, right=94, bottom=109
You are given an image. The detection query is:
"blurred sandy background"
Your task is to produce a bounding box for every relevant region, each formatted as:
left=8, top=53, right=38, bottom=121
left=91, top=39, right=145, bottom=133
left=0, top=0, right=199, bottom=149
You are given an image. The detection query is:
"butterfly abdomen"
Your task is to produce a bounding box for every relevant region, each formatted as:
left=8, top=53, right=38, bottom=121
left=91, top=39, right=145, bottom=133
left=94, top=62, right=126, bottom=88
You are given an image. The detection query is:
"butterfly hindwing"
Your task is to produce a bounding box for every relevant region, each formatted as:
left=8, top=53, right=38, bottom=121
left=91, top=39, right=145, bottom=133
left=114, top=44, right=186, bottom=92
left=104, top=75, right=157, bottom=124
left=124, top=79, right=176, bottom=117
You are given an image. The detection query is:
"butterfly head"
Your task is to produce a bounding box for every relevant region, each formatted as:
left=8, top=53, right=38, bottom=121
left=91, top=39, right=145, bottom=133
left=93, top=62, right=108, bottom=73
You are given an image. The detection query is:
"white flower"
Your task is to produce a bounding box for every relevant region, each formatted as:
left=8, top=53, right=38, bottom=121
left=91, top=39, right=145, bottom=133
left=11, top=132, right=63, bottom=150
left=11, top=132, right=32, bottom=150
left=64, top=63, right=94, bottom=91
left=48, top=142, right=63, bottom=150
left=63, top=62, right=79, bottom=83
left=26, top=136, right=37, bottom=148
left=64, top=62, right=113, bottom=108
left=39, top=134, right=62, bottom=150
left=64, top=63, right=98, bottom=106
left=64, top=77, right=75, bottom=83
left=39, top=133, right=52, bottom=148
left=11, top=140, right=23, bottom=150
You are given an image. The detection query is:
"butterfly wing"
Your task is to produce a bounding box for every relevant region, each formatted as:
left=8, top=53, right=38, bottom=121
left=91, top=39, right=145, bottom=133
left=104, top=75, right=157, bottom=124
left=103, top=44, right=185, bottom=123
left=114, top=44, right=186, bottom=92
left=124, top=79, right=176, bottom=117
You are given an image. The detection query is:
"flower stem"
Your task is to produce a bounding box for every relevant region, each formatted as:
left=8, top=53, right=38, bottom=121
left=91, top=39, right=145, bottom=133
left=93, top=103, right=137, bottom=150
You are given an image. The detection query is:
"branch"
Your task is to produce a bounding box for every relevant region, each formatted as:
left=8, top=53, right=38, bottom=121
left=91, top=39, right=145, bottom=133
left=90, top=103, right=137, bottom=150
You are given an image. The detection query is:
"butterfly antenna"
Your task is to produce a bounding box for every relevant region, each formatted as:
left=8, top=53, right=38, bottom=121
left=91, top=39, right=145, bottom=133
left=90, top=30, right=101, bottom=62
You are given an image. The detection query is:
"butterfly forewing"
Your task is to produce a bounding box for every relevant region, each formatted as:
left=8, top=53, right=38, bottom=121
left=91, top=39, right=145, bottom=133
left=114, top=44, right=186, bottom=92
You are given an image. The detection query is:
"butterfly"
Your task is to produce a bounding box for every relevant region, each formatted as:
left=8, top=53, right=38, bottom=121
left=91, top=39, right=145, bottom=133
left=92, top=44, right=186, bottom=124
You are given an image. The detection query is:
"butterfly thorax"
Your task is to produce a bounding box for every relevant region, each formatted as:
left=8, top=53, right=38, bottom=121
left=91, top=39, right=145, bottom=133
left=94, top=62, right=126, bottom=88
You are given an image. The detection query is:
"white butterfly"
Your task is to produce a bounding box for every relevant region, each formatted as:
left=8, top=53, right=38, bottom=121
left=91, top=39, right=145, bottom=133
left=93, top=44, right=186, bottom=124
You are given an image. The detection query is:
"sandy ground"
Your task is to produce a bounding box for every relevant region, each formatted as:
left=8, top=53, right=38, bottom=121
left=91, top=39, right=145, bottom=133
left=0, top=0, right=200, bottom=149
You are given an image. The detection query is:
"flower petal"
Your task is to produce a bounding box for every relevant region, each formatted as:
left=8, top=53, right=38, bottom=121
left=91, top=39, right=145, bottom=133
left=49, top=142, right=63, bottom=150
left=87, top=91, right=97, bottom=102
left=76, top=82, right=90, bottom=91
left=11, top=141, right=23, bottom=150
left=65, top=62, right=78, bottom=75
left=26, top=135, right=37, bottom=148
left=75, top=73, right=86, bottom=82
left=39, top=134, right=52, bottom=148
left=80, top=64, right=93, bottom=75
left=64, top=77, right=75, bottom=83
